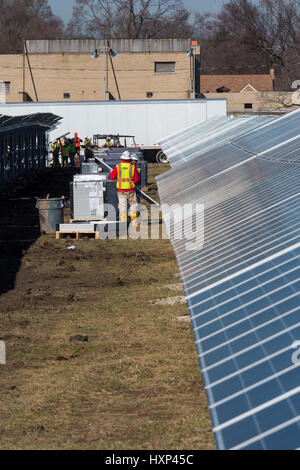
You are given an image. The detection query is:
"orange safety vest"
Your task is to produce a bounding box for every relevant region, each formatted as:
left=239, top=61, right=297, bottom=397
left=74, top=137, right=81, bottom=148
left=116, top=162, right=135, bottom=190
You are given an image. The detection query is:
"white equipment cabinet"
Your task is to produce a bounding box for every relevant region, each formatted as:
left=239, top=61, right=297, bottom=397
left=71, top=174, right=108, bottom=220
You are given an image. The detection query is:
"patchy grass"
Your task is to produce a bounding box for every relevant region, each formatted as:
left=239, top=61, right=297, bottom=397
left=0, top=164, right=215, bottom=450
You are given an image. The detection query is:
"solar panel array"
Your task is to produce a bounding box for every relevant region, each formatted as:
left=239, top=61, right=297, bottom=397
left=156, top=109, right=300, bottom=450
left=159, top=115, right=275, bottom=168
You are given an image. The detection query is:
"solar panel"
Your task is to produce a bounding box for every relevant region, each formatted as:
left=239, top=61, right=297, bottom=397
left=232, top=109, right=300, bottom=156
left=160, top=115, right=275, bottom=168
left=0, top=113, right=61, bottom=133
left=157, top=143, right=254, bottom=203
left=157, top=109, right=300, bottom=450
left=260, top=136, right=300, bottom=164
left=157, top=116, right=277, bottom=202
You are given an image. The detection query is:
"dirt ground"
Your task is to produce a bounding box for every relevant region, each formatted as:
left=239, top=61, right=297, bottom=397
left=0, top=165, right=215, bottom=450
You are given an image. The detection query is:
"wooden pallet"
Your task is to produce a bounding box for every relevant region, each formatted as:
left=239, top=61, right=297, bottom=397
left=56, top=231, right=100, bottom=240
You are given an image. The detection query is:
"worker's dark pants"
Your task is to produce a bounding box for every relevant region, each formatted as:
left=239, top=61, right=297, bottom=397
left=62, top=156, right=68, bottom=167
left=75, top=149, right=80, bottom=167
left=52, top=150, right=59, bottom=167
left=84, top=149, right=93, bottom=162
left=70, top=152, right=75, bottom=168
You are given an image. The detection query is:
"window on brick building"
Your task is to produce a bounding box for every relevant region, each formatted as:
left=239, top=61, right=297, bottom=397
left=244, top=103, right=253, bottom=109
left=63, top=93, right=70, bottom=99
left=155, top=62, right=176, bottom=73
left=146, top=92, right=153, bottom=98
left=0, top=81, right=11, bottom=93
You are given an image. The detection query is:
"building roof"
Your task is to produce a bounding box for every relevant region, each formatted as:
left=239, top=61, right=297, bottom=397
left=201, top=73, right=274, bottom=93
left=26, top=39, right=193, bottom=54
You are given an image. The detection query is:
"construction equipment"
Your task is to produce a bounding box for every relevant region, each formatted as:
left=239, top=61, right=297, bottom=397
left=95, top=157, right=160, bottom=207
left=93, top=134, right=137, bottom=149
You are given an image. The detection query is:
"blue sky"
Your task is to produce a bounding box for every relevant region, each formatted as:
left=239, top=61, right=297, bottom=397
left=49, top=0, right=225, bottom=23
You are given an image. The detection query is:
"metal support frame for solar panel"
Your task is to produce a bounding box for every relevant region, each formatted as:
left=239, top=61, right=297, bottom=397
left=156, top=109, right=300, bottom=450
left=0, top=113, right=61, bottom=187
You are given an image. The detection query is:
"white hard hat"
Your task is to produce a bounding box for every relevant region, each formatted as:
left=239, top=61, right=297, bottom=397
left=121, top=151, right=131, bottom=160
left=131, top=154, right=139, bottom=161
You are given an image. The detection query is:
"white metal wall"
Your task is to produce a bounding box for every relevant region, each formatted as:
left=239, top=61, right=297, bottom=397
left=0, top=99, right=226, bottom=146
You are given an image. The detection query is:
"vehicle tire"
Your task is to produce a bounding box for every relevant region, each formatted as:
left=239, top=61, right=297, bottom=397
left=156, top=150, right=169, bottom=164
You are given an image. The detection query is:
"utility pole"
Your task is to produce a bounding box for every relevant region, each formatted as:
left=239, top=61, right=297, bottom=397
left=23, top=40, right=25, bottom=100
left=91, top=44, right=118, bottom=101
left=107, top=39, right=121, bottom=100
left=104, top=48, right=108, bottom=101
left=24, top=40, right=39, bottom=102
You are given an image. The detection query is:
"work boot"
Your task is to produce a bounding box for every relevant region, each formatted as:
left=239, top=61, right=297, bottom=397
left=130, top=213, right=138, bottom=228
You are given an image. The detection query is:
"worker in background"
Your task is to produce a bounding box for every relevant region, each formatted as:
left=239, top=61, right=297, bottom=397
left=131, top=154, right=142, bottom=208
left=73, top=132, right=82, bottom=167
left=49, top=141, right=54, bottom=164
left=109, top=151, right=140, bottom=226
left=83, top=137, right=94, bottom=162
left=104, top=137, right=113, bottom=148
left=131, top=154, right=141, bottom=174
left=51, top=140, right=60, bottom=168
left=69, top=138, right=76, bottom=168
left=61, top=138, right=70, bottom=168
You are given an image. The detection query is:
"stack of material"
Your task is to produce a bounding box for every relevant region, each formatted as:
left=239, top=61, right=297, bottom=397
left=56, top=220, right=127, bottom=239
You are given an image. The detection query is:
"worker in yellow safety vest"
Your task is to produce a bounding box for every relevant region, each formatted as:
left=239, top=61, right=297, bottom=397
left=51, top=141, right=60, bottom=167
left=104, top=137, right=113, bottom=148
left=109, top=151, right=140, bottom=226
left=60, top=138, right=70, bottom=168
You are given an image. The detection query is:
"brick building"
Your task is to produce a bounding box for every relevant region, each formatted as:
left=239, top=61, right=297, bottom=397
left=0, top=39, right=200, bottom=103
left=0, top=39, right=285, bottom=111
left=200, top=70, right=283, bottom=112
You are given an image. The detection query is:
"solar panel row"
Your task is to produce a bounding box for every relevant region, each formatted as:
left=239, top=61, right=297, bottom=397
left=159, top=115, right=275, bottom=168
left=156, top=109, right=300, bottom=449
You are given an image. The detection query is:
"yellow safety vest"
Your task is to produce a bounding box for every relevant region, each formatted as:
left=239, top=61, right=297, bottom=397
left=132, top=163, right=140, bottom=174
left=116, top=162, right=135, bottom=190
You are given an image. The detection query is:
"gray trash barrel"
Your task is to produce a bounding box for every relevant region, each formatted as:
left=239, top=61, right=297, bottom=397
left=36, top=198, right=66, bottom=234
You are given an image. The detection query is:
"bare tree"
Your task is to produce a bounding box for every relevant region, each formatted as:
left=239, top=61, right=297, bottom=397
left=212, top=0, right=300, bottom=89
left=194, top=10, right=269, bottom=77
left=67, top=0, right=193, bottom=39
left=192, top=1, right=300, bottom=91
left=258, top=91, right=299, bottom=110
left=0, top=0, right=64, bottom=53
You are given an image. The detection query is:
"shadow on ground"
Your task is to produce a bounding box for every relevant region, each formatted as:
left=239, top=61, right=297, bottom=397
left=0, top=168, right=74, bottom=297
